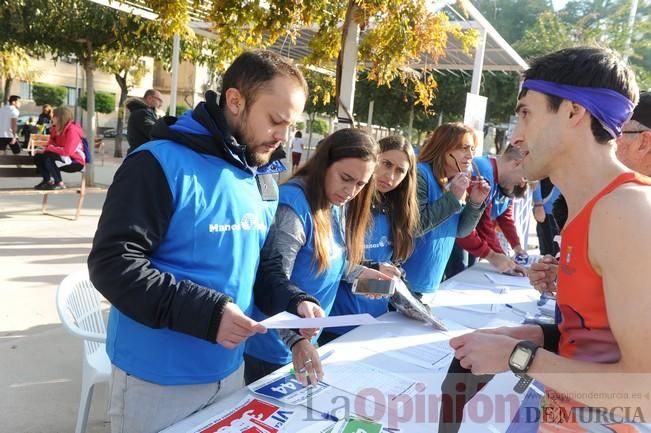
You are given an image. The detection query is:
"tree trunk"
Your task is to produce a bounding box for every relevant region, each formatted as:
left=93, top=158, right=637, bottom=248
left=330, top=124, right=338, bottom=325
left=114, top=72, right=128, bottom=158
left=82, top=61, right=96, bottom=186
left=3, top=77, right=13, bottom=104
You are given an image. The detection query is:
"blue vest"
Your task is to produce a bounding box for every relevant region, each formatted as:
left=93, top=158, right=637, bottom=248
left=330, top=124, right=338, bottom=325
left=106, top=140, right=277, bottom=385
left=472, top=156, right=511, bottom=219
left=402, top=163, right=460, bottom=293
left=246, top=181, right=347, bottom=365
left=329, top=210, right=392, bottom=335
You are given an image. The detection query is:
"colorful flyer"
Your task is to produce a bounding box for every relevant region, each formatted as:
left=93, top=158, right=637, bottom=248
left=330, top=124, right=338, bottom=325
left=190, top=396, right=294, bottom=433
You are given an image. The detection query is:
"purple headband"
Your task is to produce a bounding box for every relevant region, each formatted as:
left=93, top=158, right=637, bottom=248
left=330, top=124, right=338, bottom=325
left=521, top=79, right=634, bottom=138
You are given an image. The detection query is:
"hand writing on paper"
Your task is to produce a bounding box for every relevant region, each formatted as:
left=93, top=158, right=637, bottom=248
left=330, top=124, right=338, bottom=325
left=296, top=301, right=324, bottom=339
left=291, top=339, right=323, bottom=386
left=487, top=250, right=525, bottom=275
left=216, top=303, right=266, bottom=349
left=528, top=255, right=558, bottom=294
left=449, top=331, right=518, bottom=375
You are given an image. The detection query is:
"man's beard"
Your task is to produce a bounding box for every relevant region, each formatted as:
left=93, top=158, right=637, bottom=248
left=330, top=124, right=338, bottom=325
left=232, top=116, right=274, bottom=167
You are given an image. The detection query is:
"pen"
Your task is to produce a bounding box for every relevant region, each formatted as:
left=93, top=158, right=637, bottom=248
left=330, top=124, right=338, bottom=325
left=505, top=304, right=529, bottom=317
left=319, top=411, right=340, bottom=422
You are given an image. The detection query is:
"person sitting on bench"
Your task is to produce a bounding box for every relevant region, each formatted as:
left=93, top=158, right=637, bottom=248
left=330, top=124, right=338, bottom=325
left=33, top=107, right=85, bottom=190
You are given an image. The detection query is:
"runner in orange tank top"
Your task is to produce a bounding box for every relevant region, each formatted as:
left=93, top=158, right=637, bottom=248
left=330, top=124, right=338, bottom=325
left=447, top=47, right=651, bottom=432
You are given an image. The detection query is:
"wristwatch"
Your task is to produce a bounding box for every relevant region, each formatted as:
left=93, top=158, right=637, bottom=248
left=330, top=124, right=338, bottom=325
left=509, top=340, right=539, bottom=393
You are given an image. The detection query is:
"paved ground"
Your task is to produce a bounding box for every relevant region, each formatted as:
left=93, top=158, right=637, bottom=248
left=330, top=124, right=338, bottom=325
left=0, top=140, right=540, bottom=433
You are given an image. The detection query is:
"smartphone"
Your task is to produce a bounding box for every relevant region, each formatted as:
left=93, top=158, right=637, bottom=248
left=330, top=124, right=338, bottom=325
left=351, top=278, right=396, bottom=296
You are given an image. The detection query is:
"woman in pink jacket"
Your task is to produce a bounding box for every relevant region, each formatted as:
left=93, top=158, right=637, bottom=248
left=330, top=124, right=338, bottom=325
left=34, top=106, right=85, bottom=190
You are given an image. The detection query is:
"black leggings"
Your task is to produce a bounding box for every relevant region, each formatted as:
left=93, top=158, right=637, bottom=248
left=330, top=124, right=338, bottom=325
left=243, top=353, right=283, bottom=385
left=34, top=151, right=83, bottom=183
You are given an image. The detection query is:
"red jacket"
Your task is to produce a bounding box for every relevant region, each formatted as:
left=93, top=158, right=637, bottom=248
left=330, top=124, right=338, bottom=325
left=45, top=121, right=85, bottom=165
left=456, top=158, right=520, bottom=258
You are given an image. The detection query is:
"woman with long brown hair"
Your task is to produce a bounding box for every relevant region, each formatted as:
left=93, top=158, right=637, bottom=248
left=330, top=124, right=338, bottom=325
left=245, top=128, right=390, bottom=384
left=402, top=122, right=490, bottom=294
left=322, top=134, right=419, bottom=342
left=33, top=106, right=85, bottom=190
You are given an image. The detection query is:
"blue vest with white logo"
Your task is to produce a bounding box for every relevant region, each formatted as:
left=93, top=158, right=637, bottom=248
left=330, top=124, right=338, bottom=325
left=329, top=210, right=392, bottom=334
left=472, top=155, right=511, bottom=219
left=402, top=163, right=460, bottom=293
left=106, top=140, right=277, bottom=385
left=246, top=181, right=347, bottom=365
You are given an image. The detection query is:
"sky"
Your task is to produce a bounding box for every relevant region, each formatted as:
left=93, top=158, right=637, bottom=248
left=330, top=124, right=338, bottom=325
left=551, top=0, right=569, bottom=11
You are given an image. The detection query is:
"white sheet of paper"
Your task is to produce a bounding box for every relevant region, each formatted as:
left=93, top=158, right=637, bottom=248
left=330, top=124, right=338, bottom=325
left=260, top=311, right=390, bottom=329
left=484, top=272, right=534, bottom=288
left=434, top=281, right=539, bottom=312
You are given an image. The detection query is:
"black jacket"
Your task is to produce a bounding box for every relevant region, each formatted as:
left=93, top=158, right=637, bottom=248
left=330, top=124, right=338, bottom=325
left=126, top=98, right=159, bottom=152
left=88, top=90, right=317, bottom=344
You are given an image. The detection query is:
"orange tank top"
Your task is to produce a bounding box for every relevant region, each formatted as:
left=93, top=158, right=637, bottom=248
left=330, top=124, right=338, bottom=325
left=557, top=172, right=651, bottom=361
left=536, top=172, right=651, bottom=433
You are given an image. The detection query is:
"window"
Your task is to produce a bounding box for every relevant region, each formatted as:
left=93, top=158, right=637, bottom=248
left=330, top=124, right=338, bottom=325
left=19, top=81, right=33, bottom=100
left=67, top=87, right=78, bottom=106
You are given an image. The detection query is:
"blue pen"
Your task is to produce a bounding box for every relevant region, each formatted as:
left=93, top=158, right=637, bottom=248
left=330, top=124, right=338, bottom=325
left=505, top=303, right=529, bottom=317
left=320, top=411, right=340, bottom=422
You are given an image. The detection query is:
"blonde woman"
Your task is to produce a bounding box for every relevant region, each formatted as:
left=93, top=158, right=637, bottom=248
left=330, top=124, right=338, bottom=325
left=33, top=107, right=85, bottom=190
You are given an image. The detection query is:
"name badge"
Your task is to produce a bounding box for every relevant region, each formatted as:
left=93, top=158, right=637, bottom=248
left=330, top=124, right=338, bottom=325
left=257, top=174, right=278, bottom=201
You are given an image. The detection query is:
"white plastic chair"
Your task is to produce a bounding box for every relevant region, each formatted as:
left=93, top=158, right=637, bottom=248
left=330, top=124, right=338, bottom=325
left=56, top=271, right=111, bottom=433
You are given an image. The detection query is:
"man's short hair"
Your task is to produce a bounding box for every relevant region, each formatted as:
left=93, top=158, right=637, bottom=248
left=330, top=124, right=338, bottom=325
left=631, top=91, right=651, bottom=130
left=218, top=50, right=308, bottom=109
left=520, top=47, right=639, bottom=143
left=143, top=89, right=159, bottom=99
left=8, top=95, right=20, bottom=104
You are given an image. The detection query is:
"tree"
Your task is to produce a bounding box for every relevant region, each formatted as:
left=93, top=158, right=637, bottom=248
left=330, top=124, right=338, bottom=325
left=81, top=91, right=116, bottom=123
left=474, top=0, right=553, bottom=44
left=139, top=0, right=478, bottom=113
left=96, top=51, right=149, bottom=157
left=0, top=43, right=37, bottom=103
left=32, top=83, right=67, bottom=107
left=0, top=0, right=160, bottom=185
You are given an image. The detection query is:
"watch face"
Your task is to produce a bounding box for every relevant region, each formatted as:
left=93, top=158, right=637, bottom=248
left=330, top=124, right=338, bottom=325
left=511, top=347, right=532, bottom=370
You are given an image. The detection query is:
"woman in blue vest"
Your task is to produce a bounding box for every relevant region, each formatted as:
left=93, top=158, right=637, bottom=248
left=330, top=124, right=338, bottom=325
left=245, top=128, right=389, bottom=385
left=320, top=135, right=419, bottom=343
left=402, top=122, right=490, bottom=295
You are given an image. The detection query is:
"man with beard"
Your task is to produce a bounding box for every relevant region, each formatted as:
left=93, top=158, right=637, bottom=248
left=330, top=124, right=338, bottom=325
left=445, top=144, right=529, bottom=276
left=88, top=51, right=322, bottom=433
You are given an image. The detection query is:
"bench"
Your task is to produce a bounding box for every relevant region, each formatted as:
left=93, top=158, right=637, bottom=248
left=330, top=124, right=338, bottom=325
left=0, top=154, right=102, bottom=220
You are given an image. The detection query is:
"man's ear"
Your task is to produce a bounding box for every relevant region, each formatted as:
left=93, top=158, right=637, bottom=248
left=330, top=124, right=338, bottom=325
left=638, top=131, right=651, bottom=156
left=224, top=88, right=244, bottom=116
left=567, top=101, right=589, bottom=127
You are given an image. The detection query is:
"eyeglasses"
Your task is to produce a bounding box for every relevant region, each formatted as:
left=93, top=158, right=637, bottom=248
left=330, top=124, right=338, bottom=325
left=622, top=130, right=650, bottom=134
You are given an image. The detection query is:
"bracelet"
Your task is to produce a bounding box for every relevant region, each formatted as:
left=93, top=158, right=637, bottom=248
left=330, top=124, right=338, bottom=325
left=467, top=198, right=482, bottom=208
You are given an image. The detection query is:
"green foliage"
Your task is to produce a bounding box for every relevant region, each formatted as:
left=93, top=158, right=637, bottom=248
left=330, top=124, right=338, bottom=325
left=170, top=103, right=191, bottom=117
left=80, top=91, right=116, bottom=114
left=309, top=118, right=329, bottom=136
left=474, top=0, right=553, bottom=44
left=303, top=69, right=337, bottom=116
left=139, top=0, right=478, bottom=110
left=295, top=121, right=305, bottom=132
left=32, top=82, right=67, bottom=106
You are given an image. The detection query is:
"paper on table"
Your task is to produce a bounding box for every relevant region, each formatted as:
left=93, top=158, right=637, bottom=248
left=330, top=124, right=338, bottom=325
left=484, top=272, right=534, bottom=288
left=260, top=311, right=390, bottom=329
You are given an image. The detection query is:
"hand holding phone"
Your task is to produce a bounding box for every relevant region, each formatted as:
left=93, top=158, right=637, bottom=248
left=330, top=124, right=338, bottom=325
left=352, top=278, right=396, bottom=297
